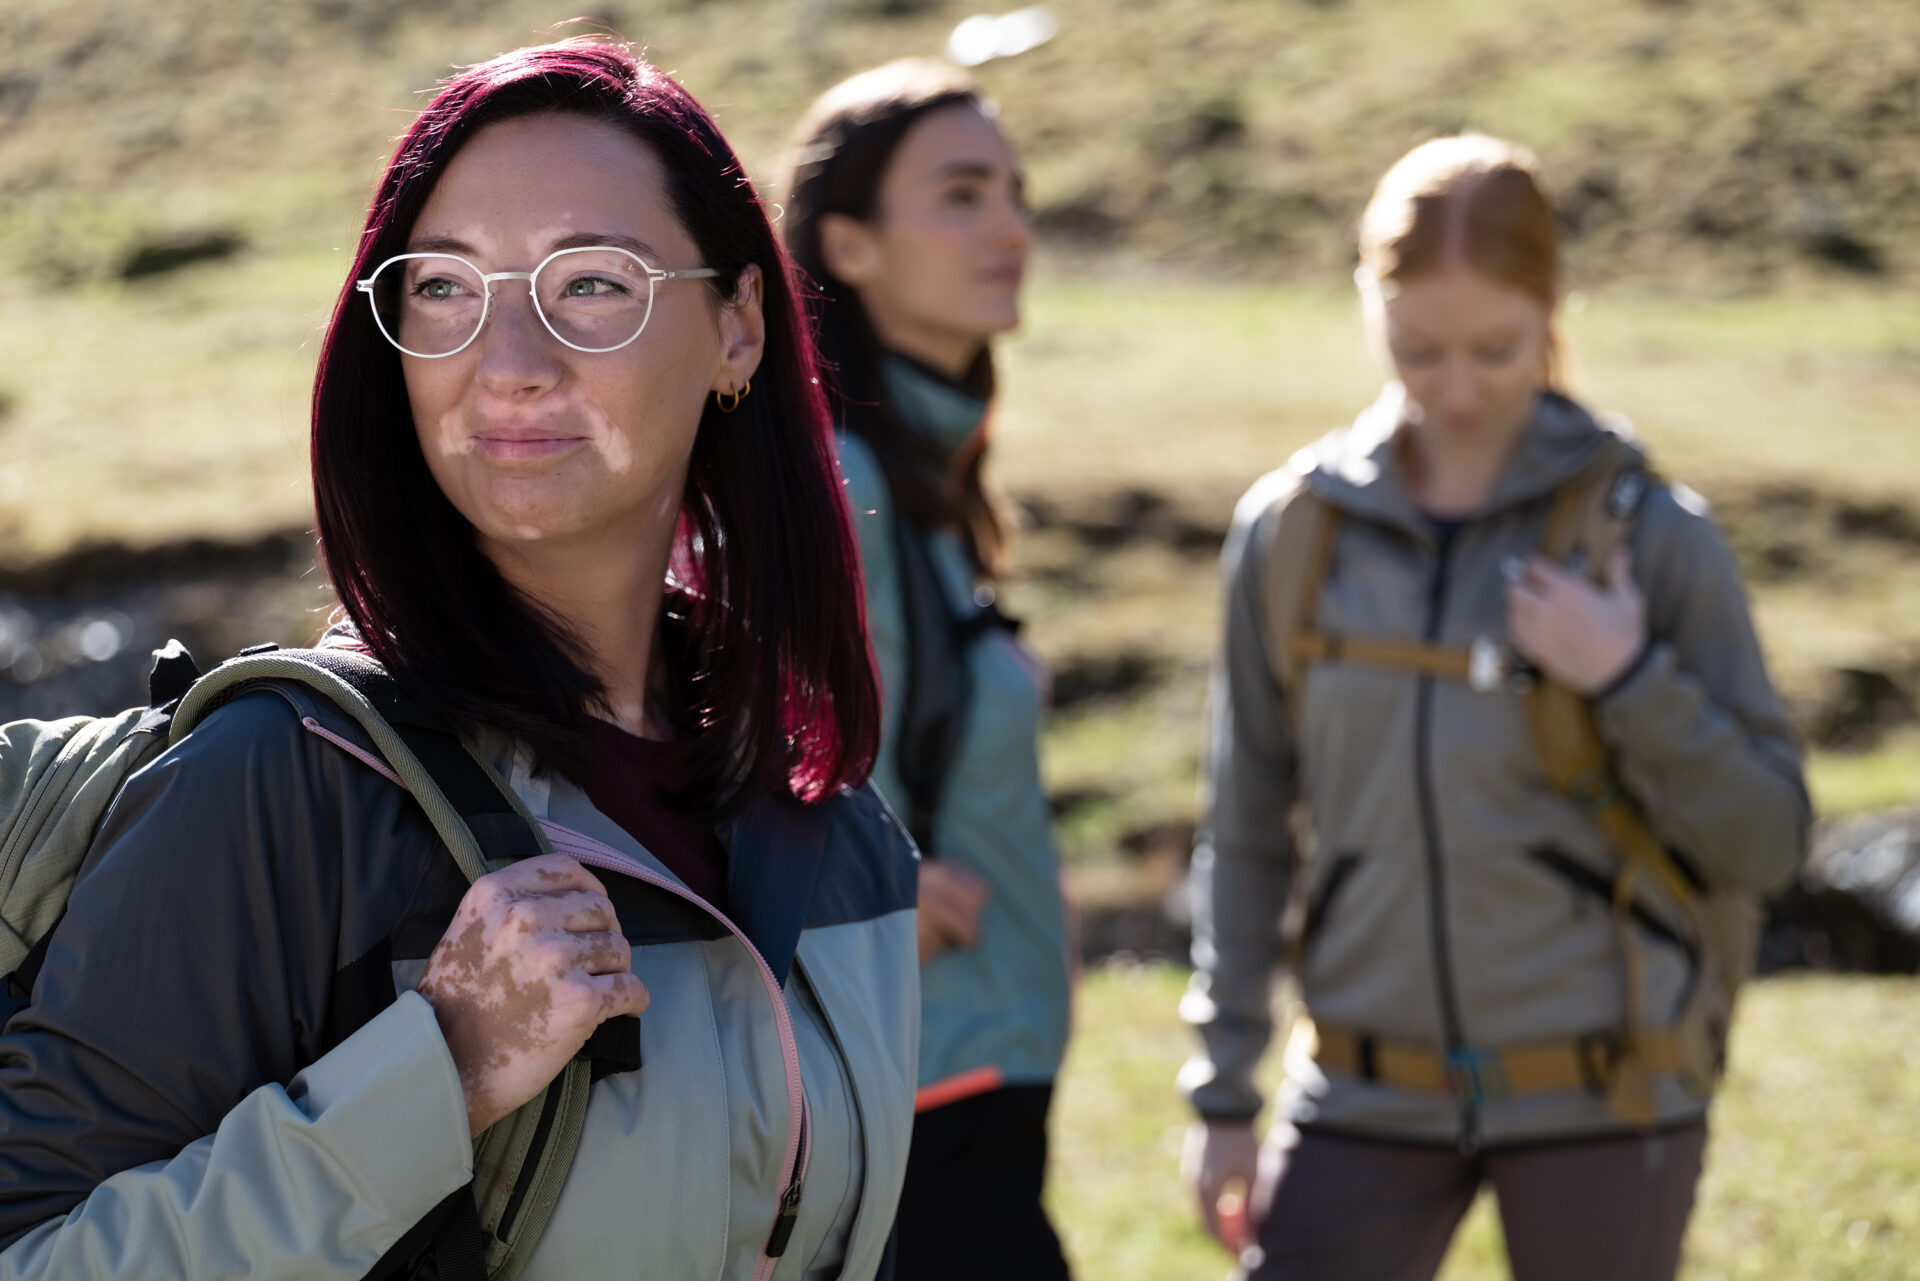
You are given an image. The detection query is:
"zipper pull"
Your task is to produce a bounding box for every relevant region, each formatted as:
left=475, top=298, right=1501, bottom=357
left=764, top=1177, right=805, bottom=1258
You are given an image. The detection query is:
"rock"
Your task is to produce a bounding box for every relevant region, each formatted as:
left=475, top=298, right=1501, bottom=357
left=1761, top=810, right=1920, bottom=974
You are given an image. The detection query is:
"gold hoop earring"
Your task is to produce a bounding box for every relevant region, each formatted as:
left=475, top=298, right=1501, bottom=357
left=717, top=378, right=751, bottom=413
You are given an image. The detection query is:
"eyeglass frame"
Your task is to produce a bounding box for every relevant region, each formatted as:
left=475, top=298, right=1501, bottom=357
left=354, top=245, right=722, bottom=358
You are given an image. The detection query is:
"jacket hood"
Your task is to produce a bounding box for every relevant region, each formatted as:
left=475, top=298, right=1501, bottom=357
left=1296, top=385, right=1635, bottom=536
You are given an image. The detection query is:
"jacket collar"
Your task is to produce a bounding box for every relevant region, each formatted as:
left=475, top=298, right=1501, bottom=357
left=1299, top=384, right=1631, bottom=539
left=721, top=794, right=830, bottom=987
left=497, top=734, right=830, bottom=987
left=882, top=351, right=988, bottom=463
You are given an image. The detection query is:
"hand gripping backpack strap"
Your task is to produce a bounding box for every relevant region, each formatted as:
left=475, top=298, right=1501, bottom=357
left=171, top=648, right=594, bottom=1281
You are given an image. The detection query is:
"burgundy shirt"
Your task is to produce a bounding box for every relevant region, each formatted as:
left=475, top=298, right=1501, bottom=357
left=579, top=719, right=729, bottom=911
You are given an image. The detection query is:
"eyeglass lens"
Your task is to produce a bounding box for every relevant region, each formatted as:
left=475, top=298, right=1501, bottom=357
left=367, top=249, right=658, bottom=356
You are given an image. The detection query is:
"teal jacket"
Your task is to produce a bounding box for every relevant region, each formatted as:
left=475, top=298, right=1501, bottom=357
left=837, top=361, right=1069, bottom=1103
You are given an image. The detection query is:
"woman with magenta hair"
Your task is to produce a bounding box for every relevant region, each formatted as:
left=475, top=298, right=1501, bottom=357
left=1180, top=134, right=1807, bottom=1280
left=0, top=40, right=917, bottom=1280
left=784, top=61, right=1072, bottom=1281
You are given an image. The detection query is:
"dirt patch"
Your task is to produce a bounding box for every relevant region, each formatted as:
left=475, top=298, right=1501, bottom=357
left=1052, top=650, right=1167, bottom=712
left=1716, top=482, right=1920, bottom=587
left=1019, top=488, right=1226, bottom=556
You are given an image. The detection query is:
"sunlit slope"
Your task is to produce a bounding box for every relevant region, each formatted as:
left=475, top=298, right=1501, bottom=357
left=2, top=0, right=1917, bottom=288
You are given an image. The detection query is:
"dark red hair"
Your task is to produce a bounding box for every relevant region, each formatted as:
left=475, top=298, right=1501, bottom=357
left=312, top=38, right=878, bottom=811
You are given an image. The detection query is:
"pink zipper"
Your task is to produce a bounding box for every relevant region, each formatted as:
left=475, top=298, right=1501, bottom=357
left=298, top=720, right=812, bottom=1279
left=537, top=819, right=811, bottom=1281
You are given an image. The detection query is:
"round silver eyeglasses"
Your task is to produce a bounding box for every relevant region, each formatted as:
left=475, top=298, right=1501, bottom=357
left=355, top=246, right=720, bottom=358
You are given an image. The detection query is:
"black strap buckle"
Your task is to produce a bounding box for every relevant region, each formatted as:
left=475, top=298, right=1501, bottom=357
left=1577, top=1032, right=1622, bottom=1092
left=1567, top=768, right=1622, bottom=815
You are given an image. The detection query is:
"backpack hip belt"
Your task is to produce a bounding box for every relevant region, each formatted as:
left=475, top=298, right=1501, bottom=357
left=1292, top=1016, right=1685, bottom=1110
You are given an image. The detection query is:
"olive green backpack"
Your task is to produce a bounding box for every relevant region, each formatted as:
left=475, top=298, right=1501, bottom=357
left=0, top=642, right=598, bottom=1281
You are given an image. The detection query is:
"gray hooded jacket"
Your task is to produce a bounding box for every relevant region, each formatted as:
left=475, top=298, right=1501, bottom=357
left=1181, top=388, right=1809, bottom=1148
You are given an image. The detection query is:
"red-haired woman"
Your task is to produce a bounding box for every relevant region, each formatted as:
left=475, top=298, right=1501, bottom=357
left=0, top=41, right=917, bottom=1281
left=1181, top=135, right=1808, bottom=1280
left=784, top=61, right=1072, bottom=1281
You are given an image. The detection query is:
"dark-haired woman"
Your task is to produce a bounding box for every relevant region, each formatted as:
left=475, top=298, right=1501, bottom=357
left=0, top=41, right=917, bottom=1280
left=1181, top=134, right=1808, bottom=1281
left=785, top=61, right=1071, bottom=1281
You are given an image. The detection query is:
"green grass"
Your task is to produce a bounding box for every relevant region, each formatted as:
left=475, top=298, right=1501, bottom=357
left=1050, top=965, right=1920, bottom=1280
left=0, top=251, right=335, bottom=563
left=1808, top=730, right=1920, bottom=818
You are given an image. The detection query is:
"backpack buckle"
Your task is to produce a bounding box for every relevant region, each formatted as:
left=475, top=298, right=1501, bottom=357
left=1607, top=468, right=1650, bottom=520
left=1468, top=637, right=1530, bottom=694
left=1567, top=768, right=1622, bottom=815
left=1577, top=1032, right=1622, bottom=1092
left=1444, top=1046, right=1510, bottom=1106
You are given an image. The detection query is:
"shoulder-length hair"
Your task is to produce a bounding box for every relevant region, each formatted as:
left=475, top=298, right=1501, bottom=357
left=312, top=38, right=878, bottom=813
left=783, top=58, right=1012, bottom=577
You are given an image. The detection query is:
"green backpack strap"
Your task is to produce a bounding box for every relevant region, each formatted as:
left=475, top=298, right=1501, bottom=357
left=170, top=647, right=525, bottom=882
left=170, top=646, right=599, bottom=1281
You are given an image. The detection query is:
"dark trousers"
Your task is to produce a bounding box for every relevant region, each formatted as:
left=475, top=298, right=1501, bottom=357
left=1247, top=1122, right=1707, bottom=1281
left=892, top=1083, right=1072, bottom=1281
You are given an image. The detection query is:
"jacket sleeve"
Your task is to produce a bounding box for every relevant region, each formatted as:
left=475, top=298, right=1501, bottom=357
left=0, top=692, right=473, bottom=1272
left=838, top=433, right=911, bottom=825
left=1594, top=486, right=1811, bottom=894
left=1179, top=482, right=1299, bottom=1122
left=0, top=994, right=472, bottom=1281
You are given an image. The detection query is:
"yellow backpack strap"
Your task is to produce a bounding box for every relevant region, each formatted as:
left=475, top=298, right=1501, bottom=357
left=1524, top=440, right=1694, bottom=908
left=1268, top=492, right=1509, bottom=694
left=1258, top=487, right=1341, bottom=703
left=1524, top=438, right=1704, bottom=1125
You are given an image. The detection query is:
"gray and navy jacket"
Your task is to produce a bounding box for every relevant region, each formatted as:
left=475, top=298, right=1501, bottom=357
left=1181, top=388, right=1809, bottom=1148
left=0, top=679, right=920, bottom=1279
left=838, top=364, right=1070, bottom=1108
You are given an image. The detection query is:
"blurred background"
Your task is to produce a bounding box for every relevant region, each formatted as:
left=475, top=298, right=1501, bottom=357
left=2, top=0, right=1917, bottom=1275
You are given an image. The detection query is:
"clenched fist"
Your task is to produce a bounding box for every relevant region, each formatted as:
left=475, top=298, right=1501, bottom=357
left=417, top=854, right=650, bottom=1136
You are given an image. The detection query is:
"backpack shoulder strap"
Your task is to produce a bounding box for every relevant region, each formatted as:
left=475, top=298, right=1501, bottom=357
left=1523, top=439, right=1705, bottom=1125
left=171, top=647, right=585, bottom=1281
left=1257, top=483, right=1340, bottom=702
left=1538, top=434, right=1652, bottom=581
left=1523, top=439, right=1694, bottom=907
left=171, top=647, right=547, bottom=882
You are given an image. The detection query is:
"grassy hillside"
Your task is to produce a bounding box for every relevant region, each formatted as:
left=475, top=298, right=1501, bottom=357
left=2, top=0, right=1918, bottom=290
left=3, top=5, right=1918, bottom=811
